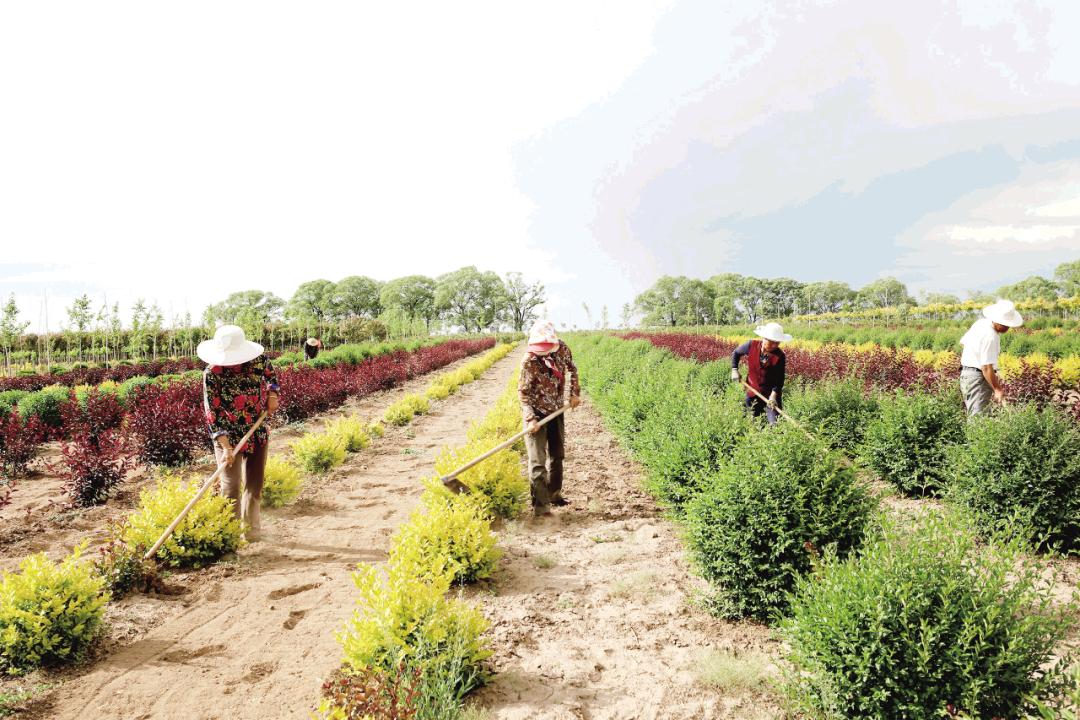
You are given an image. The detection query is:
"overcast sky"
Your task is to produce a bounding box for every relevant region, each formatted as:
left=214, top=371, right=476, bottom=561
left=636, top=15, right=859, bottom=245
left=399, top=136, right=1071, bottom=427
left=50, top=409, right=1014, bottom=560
left=3, top=0, right=1080, bottom=332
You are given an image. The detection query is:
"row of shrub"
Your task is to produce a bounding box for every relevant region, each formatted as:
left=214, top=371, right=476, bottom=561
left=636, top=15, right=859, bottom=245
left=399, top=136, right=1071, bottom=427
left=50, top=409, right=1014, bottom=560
left=0, top=346, right=511, bottom=678
left=0, top=339, right=495, bottom=510
left=318, top=378, right=527, bottom=720
left=572, top=334, right=1080, bottom=718
left=382, top=343, right=515, bottom=427
left=708, top=319, right=1080, bottom=359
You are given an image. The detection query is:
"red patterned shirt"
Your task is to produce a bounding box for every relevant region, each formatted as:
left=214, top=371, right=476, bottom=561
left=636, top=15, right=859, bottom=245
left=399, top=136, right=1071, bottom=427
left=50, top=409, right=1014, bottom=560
left=518, top=341, right=580, bottom=422
left=202, top=355, right=280, bottom=453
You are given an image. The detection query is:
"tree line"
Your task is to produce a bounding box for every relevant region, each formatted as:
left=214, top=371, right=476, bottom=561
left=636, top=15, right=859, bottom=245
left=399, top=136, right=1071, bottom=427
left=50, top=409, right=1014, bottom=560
left=633, top=259, right=1080, bottom=327
left=0, top=266, right=545, bottom=371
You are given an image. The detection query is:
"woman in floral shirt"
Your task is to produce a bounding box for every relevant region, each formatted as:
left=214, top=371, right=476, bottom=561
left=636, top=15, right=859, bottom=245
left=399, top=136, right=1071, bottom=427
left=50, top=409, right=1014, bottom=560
left=198, top=325, right=280, bottom=540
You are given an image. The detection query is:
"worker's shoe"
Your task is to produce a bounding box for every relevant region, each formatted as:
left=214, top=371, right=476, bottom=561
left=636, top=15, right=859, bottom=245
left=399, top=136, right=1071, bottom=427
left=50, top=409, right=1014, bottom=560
left=550, top=496, right=570, bottom=507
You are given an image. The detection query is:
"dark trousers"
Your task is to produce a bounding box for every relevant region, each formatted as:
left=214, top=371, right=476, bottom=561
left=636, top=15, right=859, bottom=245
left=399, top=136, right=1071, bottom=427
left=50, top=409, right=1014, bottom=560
left=745, top=394, right=781, bottom=425
left=523, top=413, right=565, bottom=510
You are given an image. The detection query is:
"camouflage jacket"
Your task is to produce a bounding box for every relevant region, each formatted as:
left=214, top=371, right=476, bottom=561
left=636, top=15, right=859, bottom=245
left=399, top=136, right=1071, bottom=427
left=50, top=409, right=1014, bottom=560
left=518, top=340, right=580, bottom=422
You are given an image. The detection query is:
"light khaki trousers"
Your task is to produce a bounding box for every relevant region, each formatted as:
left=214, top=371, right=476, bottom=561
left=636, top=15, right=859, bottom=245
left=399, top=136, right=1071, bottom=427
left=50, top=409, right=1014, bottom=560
left=213, top=441, right=269, bottom=537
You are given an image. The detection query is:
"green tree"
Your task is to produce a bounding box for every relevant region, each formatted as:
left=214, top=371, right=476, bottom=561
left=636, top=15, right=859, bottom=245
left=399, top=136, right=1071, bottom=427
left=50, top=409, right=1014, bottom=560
left=146, top=303, right=164, bottom=360
left=857, top=277, right=911, bottom=308
left=286, top=280, right=335, bottom=323
left=500, top=272, right=544, bottom=331
left=620, top=303, right=633, bottom=328
left=128, top=299, right=148, bottom=359
left=921, top=292, right=961, bottom=305
left=329, top=276, right=383, bottom=320
left=434, top=266, right=505, bottom=333
left=802, top=281, right=856, bottom=314
left=65, top=294, right=93, bottom=362
left=0, top=294, right=29, bottom=374
left=204, top=290, right=285, bottom=328
left=634, top=276, right=716, bottom=326
left=997, top=275, right=1062, bottom=301
left=1054, top=258, right=1080, bottom=297
left=760, top=278, right=804, bottom=318
left=379, top=275, right=437, bottom=331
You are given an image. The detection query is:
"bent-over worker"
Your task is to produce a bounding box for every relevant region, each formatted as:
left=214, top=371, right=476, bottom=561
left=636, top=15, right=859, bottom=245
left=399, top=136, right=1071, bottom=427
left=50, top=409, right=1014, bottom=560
left=519, top=320, right=581, bottom=517
left=199, top=325, right=280, bottom=541
left=959, top=298, right=1023, bottom=416
left=731, top=322, right=790, bottom=425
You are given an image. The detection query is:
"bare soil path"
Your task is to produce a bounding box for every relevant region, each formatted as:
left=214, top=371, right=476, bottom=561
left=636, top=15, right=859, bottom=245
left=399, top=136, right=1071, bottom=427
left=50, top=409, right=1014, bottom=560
left=17, top=350, right=522, bottom=720
left=472, top=401, right=784, bottom=720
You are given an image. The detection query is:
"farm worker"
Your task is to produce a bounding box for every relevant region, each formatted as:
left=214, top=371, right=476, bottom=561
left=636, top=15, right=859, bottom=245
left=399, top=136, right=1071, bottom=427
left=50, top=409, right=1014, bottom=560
left=519, top=319, right=581, bottom=517
left=198, top=325, right=281, bottom=541
left=731, top=322, right=790, bottom=425
left=959, top=298, right=1023, bottom=416
left=304, top=337, right=322, bottom=361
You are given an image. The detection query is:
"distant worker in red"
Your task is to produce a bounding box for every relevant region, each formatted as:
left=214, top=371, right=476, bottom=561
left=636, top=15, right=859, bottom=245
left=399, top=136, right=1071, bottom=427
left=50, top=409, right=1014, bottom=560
left=519, top=319, right=581, bottom=517
left=731, top=322, right=791, bottom=425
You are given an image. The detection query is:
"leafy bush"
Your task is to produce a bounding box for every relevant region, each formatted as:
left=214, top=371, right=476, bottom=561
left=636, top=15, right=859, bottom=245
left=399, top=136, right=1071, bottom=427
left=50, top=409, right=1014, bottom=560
left=338, top=565, right=489, bottom=707
left=685, top=424, right=874, bottom=621
left=315, top=665, right=424, bottom=720
left=384, top=394, right=430, bottom=426
left=56, top=429, right=134, bottom=506
left=0, top=410, right=45, bottom=479
left=949, top=403, right=1080, bottom=551
left=430, top=441, right=528, bottom=520
left=92, top=539, right=156, bottom=599
left=390, top=493, right=501, bottom=584
left=325, top=416, right=370, bottom=453
left=0, top=390, right=28, bottom=418
left=64, top=386, right=125, bottom=436
left=861, top=389, right=964, bottom=496
left=367, top=420, right=385, bottom=439
left=262, top=456, right=304, bottom=507
left=17, top=384, right=70, bottom=432
left=0, top=544, right=108, bottom=675
left=120, top=473, right=243, bottom=567
left=781, top=512, right=1076, bottom=719
left=124, top=382, right=208, bottom=466
left=786, top=379, right=879, bottom=453
left=291, top=432, right=346, bottom=474
left=117, top=375, right=155, bottom=405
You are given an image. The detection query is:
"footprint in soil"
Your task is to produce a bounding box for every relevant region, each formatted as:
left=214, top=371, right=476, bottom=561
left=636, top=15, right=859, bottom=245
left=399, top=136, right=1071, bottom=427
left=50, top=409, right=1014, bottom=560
left=283, top=610, right=305, bottom=630
left=161, top=643, right=227, bottom=663
left=268, top=582, right=321, bottom=600
left=242, top=661, right=278, bottom=683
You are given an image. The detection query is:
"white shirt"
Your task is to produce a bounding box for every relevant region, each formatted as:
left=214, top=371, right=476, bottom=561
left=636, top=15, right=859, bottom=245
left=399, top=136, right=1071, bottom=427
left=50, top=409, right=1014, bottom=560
left=960, top=318, right=1001, bottom=370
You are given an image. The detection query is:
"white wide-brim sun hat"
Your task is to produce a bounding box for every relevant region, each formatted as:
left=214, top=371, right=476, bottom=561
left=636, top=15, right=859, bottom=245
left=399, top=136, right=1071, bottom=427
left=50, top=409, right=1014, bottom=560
left=754, top=322, right=793, bottom=343
left=982, top=299, right=1024, bottom=328
left=197, top=325, right=264, bottom=366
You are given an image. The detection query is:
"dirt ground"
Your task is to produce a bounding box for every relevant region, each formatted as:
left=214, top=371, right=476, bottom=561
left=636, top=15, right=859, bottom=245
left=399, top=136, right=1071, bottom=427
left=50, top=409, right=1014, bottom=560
left=3, top=346, right=788, bottom=719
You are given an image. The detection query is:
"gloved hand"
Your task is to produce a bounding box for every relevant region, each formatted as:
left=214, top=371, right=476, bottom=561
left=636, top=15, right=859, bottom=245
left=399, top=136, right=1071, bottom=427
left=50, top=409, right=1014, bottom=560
left=730, top=368, right=740, bottom=382
left=767, top=392, right=777, bottom=409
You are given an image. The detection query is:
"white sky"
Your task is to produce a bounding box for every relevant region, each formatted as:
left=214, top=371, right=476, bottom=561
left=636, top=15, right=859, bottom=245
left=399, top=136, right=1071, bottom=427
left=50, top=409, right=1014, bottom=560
left=2, top=1, right=1080, bottom=332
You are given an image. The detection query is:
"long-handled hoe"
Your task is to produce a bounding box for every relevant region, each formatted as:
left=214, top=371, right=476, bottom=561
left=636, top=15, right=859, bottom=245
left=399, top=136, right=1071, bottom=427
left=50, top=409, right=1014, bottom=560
left=143, top=412, right=268, bottom=561
left=440, top=404, right=570, bottom=495
left=741, top=381, right=854, bottom=468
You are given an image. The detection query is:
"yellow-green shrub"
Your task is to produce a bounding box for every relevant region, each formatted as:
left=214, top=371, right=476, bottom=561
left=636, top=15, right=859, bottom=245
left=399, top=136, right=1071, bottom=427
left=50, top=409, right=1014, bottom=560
left=0, top=544, right=108, bottom=675
left=431, top=439, right=528, bottom=519
left=467, top=381, right=521, bottom=447
left=292, top=432, right=346, bottom=473
left=120, top=473, right=243, bottom=567
left=326, top=416, right=370, bottom=453
left=390, top=493, right=501, bottom=584
left=337, top=564, right=490, bottom=701
left=262, top=456, right=304, bottom=507
left=1058, top=356, right=1080, bottom=386
left=384, top=394, right=430, bottom=426
left=367, top=420, right=385, bottom=439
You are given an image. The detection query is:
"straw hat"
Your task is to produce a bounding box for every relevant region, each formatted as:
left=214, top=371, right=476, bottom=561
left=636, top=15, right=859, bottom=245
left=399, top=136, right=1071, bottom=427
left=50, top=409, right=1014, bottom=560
left=754, top=322, right=793, bottom=343
left=527, top=319, right=560, bottom=355
left=982, top=299, right=1024, bottom=328
left=197, top=325, right=264, bottom=366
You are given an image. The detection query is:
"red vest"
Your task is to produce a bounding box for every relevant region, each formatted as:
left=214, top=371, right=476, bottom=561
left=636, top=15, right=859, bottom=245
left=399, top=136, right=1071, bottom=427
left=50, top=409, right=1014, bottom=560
left=746, top=339, right=784, bottom=397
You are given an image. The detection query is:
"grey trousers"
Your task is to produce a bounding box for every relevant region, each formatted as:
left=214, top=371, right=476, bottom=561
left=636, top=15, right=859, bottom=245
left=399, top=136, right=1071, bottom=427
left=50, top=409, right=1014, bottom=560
left=214, top=441, right=269, bottom=537
left=523, top=413, right=565, bottom=510
left=960, top=368, right=994, bottom=417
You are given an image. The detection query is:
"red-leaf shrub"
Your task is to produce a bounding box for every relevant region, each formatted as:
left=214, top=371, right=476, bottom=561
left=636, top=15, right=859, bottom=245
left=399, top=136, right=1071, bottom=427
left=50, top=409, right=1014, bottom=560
left=0, top=410, right=46, bottom=479
left=61, top=389, right=125, bottom=440
left=1005, top=360, right=1060, bottom=409
left=124, top=382, right=208, bottom=466
left=56, top=430, right=134, bottom=506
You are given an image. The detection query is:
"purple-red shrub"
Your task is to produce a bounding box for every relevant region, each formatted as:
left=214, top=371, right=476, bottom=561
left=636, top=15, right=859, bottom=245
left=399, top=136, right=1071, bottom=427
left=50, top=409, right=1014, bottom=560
left=124, top=382, right=208, bottom=466
left=56, top=429, right=134, bottom=506
left=1006, top=361, right=1060, bottom=409
left=0, top=410, right=46, bottom=479
left=61, top=389, right=125, bottom=439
